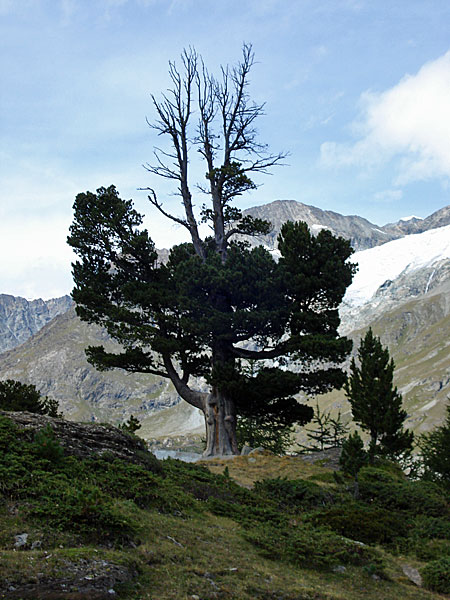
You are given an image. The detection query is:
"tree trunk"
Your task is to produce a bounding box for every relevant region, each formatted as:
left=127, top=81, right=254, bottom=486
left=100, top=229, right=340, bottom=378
left=202, top=389, right=239, bottom=457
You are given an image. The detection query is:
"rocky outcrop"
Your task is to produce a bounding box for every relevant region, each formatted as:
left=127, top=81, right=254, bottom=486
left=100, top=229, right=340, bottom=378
left=2, top=554, right=136, bottom=599
left=0, top=410, right=160, bottom=470
left=0, top=294, right=72, bottom=353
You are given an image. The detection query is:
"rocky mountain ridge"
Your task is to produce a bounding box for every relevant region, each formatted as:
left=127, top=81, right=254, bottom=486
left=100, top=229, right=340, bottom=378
left=0, top=294, right=72, bottom=354
left=242, top=200, right=450, bottom=251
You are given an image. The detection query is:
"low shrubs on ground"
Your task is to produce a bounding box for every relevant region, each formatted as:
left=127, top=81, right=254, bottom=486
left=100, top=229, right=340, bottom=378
left=2, top=411, right=450, bottom=589
left=244, top=522, right=385, bottom=573
left=308, top=503, right=409, bottom=544
left=410, top=514, right=450, bottom=540
left=414, top=539, right=450, bottom=561
left=253, top=477, right=334, bottom=511
left=421, top=557, right=450, bottom=594
left=358, top=466, right=449, bottom=516
left=0, top=416, right=195, bottom=544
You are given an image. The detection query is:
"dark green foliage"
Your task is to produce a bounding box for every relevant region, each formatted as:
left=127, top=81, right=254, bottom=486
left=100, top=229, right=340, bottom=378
left=32, top=425, right=65, bottom=463
left=421, top=557, right=450, bottom=593
left=339, top=431, right=368, bottom=476
left=414, top=539, right=450, bottom=561
left=253, top=477, right=334, bottom=512
left=309, top=503, right=409, bottom=544
left=357, top=466, right=449, bottom=516
left=419, top=402, right=450, bottom=487
left=404, top=516, right=450, bottom=560
left=345, top=329, right=413, bottom=462
left=244, top=522, right=385, bottom=572
left=236, top=414, right=295, bottom=454
left=207, top=497, right=286, bottom=529
left=162, top=458, right=251, bottom=506
left=410, top=515, right=450, bottom=540
left=0, top=415, right=192, bottom=543
left=119, top=414, right=141, bottom=434
left=2, top=411, right=450, bottom=587
left=0, top=379, right=61, bottom=417
left=26, top=480, right=138, bottom=542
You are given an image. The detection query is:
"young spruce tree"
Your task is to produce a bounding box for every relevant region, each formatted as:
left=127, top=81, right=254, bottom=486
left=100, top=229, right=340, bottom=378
left=419, top=403, right=450, bottom=487
left=68, top=46, right=356, bottom=457
left=345, top=328, right=413, bottom=463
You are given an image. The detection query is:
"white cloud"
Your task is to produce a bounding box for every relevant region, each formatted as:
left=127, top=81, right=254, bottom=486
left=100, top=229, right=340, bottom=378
left=320, top=51, right=450, bottom=184
left=0, top=215, right=75, bottom=299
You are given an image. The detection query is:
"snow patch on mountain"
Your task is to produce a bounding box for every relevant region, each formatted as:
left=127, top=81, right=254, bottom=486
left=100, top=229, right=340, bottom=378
left=400, top=215, right=423, bottom=222
left=343, top=225, right=450, bottom=308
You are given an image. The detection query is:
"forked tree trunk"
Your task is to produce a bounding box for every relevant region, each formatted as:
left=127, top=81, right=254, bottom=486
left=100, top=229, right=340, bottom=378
left=202, top=389, right=239, bottom=457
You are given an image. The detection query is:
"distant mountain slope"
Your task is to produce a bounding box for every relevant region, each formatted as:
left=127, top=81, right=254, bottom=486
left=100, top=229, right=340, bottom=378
left=0, top=294, right=73, bottom=353
left=242, top=200, right=395, bottom=250
left=0, top=306, right=178, bottom=425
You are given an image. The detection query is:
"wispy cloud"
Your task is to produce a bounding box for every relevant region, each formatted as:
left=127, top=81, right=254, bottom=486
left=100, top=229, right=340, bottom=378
left=320, top=51, right=450, bottom=184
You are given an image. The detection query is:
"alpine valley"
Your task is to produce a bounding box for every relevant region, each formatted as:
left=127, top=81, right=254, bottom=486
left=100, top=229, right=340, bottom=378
left=0, top=200, right=449, bottom=442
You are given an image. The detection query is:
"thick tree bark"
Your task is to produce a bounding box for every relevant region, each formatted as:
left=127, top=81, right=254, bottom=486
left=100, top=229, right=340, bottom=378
left=202, top=388, right=239, bottom=457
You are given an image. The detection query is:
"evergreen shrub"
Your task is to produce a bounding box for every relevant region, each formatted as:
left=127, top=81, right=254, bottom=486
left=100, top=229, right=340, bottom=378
left=0, top=379, right=61, bottom=417
left=414, top=539, right=450, bottom=561
left=421, top=557, right=450, bottom=593
left=411, top=515, right=450, bottom=540
left=32, top=425, right=64, bottom=463
left=245, top=522, right=385, bottom=572
left=358, top=466, right=449, bottom=516
left=253, top=477, right=334, bottom=511
left=309, top=503, right=409, bottom=544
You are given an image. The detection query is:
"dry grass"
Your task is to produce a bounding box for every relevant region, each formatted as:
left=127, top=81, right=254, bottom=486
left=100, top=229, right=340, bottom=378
left=198, top=451, right=336, bottom=488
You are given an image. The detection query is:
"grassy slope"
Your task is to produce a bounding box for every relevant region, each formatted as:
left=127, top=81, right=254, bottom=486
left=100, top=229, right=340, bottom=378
left=1, top=415, right=448, bottom=600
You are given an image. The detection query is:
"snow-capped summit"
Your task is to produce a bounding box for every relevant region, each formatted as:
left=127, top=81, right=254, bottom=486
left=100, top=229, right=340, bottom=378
left=399, top=215, right=423, bottom=222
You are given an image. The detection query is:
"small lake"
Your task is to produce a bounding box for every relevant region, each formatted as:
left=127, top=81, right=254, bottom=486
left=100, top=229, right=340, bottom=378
left=152, top=449, right=202, bottom=463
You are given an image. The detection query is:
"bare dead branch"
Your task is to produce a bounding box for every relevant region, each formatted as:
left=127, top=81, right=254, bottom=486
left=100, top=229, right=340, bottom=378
left=138, top=187, right=190, bottom=230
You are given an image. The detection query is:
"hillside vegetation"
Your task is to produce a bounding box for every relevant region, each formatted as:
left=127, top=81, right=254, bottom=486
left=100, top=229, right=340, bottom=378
left=1, top=413, right=449, bottom=599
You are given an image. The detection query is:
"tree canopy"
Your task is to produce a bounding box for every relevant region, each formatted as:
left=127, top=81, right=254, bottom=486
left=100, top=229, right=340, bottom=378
left=68, top=45, right=356, bottom=456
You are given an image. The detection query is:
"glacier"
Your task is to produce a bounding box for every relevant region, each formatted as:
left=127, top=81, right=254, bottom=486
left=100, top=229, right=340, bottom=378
left=343, top=224, right=450, bottom=308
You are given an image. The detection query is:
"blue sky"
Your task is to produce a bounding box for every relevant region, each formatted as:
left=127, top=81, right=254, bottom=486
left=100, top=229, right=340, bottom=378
left=1, top=0, right=450, bottom=299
